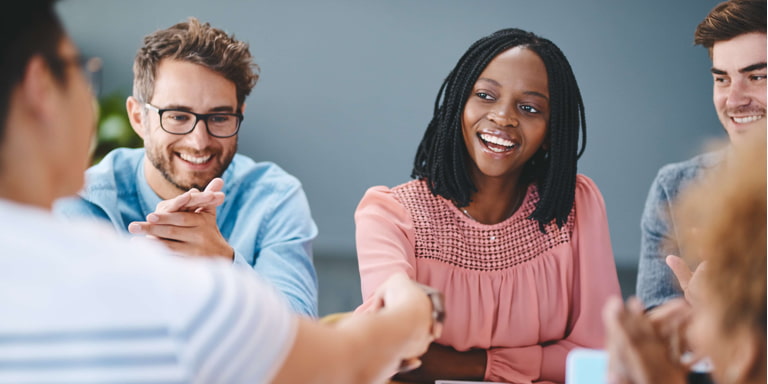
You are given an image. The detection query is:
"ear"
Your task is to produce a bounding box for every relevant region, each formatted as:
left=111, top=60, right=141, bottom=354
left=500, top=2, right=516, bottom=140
left=240, top=102, right=246, bottom=114
left=21, top=55, right=59, bottom=128
left=126, top=96, right=146, bottom=139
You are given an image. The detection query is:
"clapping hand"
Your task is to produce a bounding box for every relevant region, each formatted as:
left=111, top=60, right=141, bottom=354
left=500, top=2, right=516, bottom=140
left=603, top=296, right=690, bottom=384
left=128, top=178, right=234, bottom=259
left=665, top=255, right=707, bottom=305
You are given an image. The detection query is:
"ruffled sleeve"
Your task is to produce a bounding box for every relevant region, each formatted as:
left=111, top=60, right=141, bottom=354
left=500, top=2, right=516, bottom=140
left=485, top=175, right=621, bottom=383
left=354, top=186, right=417, bottom=312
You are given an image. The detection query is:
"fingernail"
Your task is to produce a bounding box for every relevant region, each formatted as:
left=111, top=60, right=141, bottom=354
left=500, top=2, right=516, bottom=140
left=147, top=214, right=158, bottom=223
left=127, top=223, right=141, bottom=233
left=398, top=359, right=422, bottom=372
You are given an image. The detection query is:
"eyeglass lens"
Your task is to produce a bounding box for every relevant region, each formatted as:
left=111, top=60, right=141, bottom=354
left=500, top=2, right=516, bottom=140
left=160, top=110, right=240, bottom=137
left=81, top=57, right=102, bottom=97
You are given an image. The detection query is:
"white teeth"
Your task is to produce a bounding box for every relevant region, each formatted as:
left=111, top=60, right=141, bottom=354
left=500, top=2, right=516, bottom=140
left=480, top=134, right=515, bottom=147
left=179, top=153, right=211, bottom=164
left=733, top=115, right=764, bottom=124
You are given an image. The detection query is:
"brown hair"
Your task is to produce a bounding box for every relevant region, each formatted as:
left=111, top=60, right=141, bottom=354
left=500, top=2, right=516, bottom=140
left=132, top=17, right=259, bottom=110
left=676, top=131, right=766, bottom=378
left=694, top=0, right=767, bottom=56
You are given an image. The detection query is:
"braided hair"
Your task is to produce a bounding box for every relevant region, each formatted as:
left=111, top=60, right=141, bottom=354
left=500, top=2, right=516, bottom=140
left=412, top=28, right=586, bottom=230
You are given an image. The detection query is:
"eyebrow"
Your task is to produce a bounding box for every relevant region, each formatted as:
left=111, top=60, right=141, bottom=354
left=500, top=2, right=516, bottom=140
left=160, top=105, right=236, bottom=113
left=711, top=62, right=767, bottom=75
left=476, top=77, right=549, bottom=100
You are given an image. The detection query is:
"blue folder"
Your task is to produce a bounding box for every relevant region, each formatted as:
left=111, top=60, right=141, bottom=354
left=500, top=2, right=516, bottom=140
left=565, top=348, right=608, bottom=384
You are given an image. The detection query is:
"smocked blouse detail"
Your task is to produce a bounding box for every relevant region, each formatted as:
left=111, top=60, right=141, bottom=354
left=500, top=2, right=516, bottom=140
left=391, top=180, right=574, bottom=271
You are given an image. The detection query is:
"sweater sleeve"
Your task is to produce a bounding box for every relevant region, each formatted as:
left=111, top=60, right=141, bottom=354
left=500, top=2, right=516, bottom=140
left=485, top=175, right=621, bottom=384
left=354, top=186, right=417, bottom=312
left=636, top=166, right=683, bottom=310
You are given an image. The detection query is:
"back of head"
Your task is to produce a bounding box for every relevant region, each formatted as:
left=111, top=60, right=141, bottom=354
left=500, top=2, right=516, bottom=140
left=132, top=17, right=259, bottom=110
left=0, top=0, right=65, bottom=145
left=676, top=130, right=766, bottom=378
left=694, top=0, right=767, bottom=53
left=412, top=27, right=586, bottom=229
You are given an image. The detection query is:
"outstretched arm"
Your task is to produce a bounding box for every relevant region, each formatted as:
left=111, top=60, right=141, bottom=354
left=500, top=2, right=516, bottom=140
left=355, top=187, right=489, bottom=382
left=272, top=273, right=438, bottom=384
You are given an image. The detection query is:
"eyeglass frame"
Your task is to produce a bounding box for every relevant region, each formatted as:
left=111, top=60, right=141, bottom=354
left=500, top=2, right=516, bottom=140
left=143, top=103, right=244, bottom=138
left=47, top=55, right=102, bottom=97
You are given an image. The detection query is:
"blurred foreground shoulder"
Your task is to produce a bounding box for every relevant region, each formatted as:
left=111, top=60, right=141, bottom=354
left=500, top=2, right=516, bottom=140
left=0, top=207, right=298, bottom=383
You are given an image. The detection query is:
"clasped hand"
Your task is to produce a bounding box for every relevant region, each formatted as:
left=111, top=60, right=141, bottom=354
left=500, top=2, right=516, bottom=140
left=362, top=274, right=440, bottom=374
left=128, top=178, right=234, bottom=260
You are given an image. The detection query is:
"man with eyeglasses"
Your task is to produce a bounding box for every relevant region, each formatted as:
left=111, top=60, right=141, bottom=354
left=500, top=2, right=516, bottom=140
left=54, top=17, right=319, bottom=317
left=0, top=3, right=439, bottom=380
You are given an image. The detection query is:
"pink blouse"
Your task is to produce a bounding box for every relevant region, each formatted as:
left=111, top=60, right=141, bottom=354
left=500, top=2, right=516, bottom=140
left=354, top=174, right=620, bottom=384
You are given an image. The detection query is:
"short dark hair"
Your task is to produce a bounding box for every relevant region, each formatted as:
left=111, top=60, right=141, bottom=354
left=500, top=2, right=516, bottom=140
left=0, top=0, right=66, bottom=145
left=412, top=28, right=587, bottom=230
left=694, top=0, right=767, bottom=54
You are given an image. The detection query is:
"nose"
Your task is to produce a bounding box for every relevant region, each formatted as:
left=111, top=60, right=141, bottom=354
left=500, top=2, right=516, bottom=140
left=183, top=118, right=212, bottom=148
left=725, top=78, right=753, bottom=109
left=487, top=104, right=518, bottom=127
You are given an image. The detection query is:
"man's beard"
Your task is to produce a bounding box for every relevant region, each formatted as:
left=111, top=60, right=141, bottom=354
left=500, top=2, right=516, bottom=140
left=146, top=145, right=235, bottom=192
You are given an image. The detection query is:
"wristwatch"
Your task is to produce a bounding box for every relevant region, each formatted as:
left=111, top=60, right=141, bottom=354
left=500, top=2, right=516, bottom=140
left=416, top=283, right=445, bottom=338
left=396, top=282, right=447, bottom=373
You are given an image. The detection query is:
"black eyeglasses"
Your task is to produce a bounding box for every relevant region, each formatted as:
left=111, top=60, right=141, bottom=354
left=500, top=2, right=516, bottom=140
left=80, top=57, right=102, bottom=97
left=50, top=55, right=102, bottom=97
left=144, top=103, right=243, bottom=138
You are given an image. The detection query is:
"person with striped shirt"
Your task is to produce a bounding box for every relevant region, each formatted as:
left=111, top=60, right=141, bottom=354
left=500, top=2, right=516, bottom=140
left=0, top=1, right=439, bottom=383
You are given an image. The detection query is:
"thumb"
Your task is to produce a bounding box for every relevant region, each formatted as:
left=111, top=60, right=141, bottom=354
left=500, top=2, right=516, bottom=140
left=155, top=190, right=192, bottom=213
left=205, top=177, right=224, bottom=193
left=666, top=255, right=693, bottom=292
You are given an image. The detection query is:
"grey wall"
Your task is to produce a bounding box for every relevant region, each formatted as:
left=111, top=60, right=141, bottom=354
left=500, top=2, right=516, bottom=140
left=57, top=0, right=724, bottom=270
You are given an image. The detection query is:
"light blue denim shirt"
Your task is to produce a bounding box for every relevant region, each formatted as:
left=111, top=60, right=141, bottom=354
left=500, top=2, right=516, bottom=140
left=54, top=148, right=319, bottom=317
left=636, top=150, right=723, bottom=310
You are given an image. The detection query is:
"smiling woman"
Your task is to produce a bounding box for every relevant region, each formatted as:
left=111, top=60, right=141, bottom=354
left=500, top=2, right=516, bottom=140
left=460, top=46, right=549, bottom=221
left=353, top=28, right=621, bottom=384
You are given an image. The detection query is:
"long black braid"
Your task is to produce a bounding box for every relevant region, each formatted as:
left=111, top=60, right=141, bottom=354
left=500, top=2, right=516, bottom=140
left=411, top=28, right=587, bottom=231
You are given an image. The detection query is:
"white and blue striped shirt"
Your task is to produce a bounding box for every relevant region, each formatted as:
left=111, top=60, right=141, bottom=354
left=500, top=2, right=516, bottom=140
left=0, top=199, right=297, bottom=383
